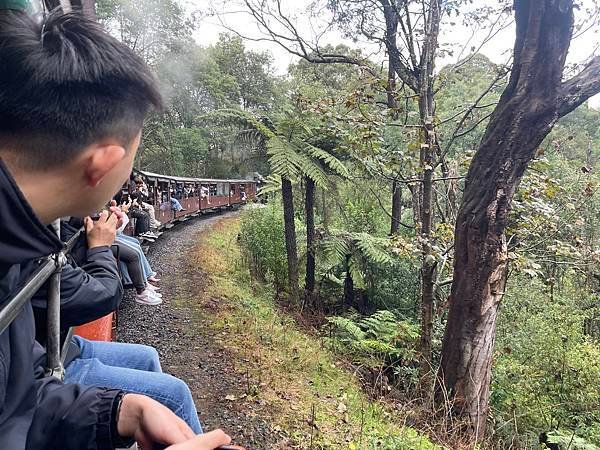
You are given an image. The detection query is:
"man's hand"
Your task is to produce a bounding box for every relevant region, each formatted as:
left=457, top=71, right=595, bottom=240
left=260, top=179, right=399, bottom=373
left=84, top=210, right=118, bottom=249
left=117, top=394, right=231, bottom=450
left=166, top=430, right=232, bottom=450
left=118, top=394, right=193, bottom=448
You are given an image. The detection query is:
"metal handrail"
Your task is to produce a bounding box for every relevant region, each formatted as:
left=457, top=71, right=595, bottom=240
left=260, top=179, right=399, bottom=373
left=0, top=256, right=57, bottom=334
left=45, top=220, right=63, bottom=378
left=0, top=222, right=84, bottom=379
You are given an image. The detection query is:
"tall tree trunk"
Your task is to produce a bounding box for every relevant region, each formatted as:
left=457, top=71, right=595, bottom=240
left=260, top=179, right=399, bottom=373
left=305, top=177, right=316, bottom=303
left=321, top=186, right=329, bottom=231
left=386, top=60, right=403, bottom=237
left=281, top=177, right=299, bottom=303
left=344, top=254, right=354, bottom=307
left=438, top=0, right=600, bottom=442
left=416, top=1, right=441, bottom=380
left=419, top=132, right=435, bottom=376
left=390, top=180, right=402, bottom=235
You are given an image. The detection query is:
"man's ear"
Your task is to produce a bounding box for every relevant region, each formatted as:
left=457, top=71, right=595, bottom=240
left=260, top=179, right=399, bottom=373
left=83, top=143, right=126, bottom=187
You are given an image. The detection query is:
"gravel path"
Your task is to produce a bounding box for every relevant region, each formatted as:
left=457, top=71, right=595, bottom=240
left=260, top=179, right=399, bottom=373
left=117, top=211, right=282, bottom=449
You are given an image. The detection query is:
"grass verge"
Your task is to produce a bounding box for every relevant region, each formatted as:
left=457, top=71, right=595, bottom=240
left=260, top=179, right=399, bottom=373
left=192, top=214, right=440, bottom=450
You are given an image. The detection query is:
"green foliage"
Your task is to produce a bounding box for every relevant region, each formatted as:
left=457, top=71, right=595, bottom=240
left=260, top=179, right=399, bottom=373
left=211, top=34, right=279, bottom=111
left=493, top=282, right=600, bottom=447
left=319, top=231, right=394, bottom=292
left=544, top=430, right=600, bottom=450
left=327, top=310, right=420, bottom=386
left=238, top=204, right=289, bottom=290
left=204, top=108, right=348, bottom=188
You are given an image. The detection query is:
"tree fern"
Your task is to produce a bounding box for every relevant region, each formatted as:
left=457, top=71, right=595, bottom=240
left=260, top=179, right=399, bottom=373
left=348, top=256, right=366, bottom=289
left=304, top=143, right=350, bottom=178
left=353, top=233, right=395, bottom=266
left=258, top=174, right=282, bottom=196
left=202, top=108, right=348, bottom=187
left=328, top=316, right=367, bottom=343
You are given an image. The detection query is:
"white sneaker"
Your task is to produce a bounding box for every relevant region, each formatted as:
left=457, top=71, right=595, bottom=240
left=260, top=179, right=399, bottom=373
left=146, top=283, right=160, bottom=292
left=135, top=289, right=162, bottom=305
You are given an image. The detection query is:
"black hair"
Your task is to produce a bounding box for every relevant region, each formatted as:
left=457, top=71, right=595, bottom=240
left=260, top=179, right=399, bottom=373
left=0, top=9, right=163, bottom=170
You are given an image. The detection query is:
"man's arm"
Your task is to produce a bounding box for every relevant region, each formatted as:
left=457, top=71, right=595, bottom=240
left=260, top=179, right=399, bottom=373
left=30, top=373, right=216, bottom=449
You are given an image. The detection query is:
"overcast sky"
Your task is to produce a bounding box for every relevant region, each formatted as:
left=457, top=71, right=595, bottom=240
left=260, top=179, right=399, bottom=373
left=182, top=0, right=599, bottom=107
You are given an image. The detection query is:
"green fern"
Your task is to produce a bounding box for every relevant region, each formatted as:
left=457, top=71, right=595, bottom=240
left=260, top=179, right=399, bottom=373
left=327, top=310, right=420, bottom=375
left=545, top=431, right=600, bottom=450
left=258, top=174, right=282, bottom=196
left=328, top=316, right=367, bottom=343
left=353, top=233, right=394, bottom=266
left=202, top=109, right=348, bottom=187
left=359, top=310, right=399, bottom=341
left=319, top=231, right=394, bottom=293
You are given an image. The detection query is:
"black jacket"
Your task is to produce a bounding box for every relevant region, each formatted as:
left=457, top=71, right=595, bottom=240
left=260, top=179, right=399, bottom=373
left=32, top=219, right=124, bottom=364
left=0, top=160, right=122, bottom=450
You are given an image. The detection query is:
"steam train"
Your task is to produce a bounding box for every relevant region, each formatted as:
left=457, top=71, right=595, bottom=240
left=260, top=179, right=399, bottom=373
left=131, top=170, right=258, bottom=227
left=75, top=170, right=259, bottom=341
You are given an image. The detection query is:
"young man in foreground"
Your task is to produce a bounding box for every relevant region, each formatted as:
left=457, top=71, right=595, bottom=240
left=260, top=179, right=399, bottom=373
left=0, top=9, right=229, bottom=450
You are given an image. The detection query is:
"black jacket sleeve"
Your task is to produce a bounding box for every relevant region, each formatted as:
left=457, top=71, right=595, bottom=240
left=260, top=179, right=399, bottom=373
left=28, top=358, right=123, bottom=450
left=32, top=246, right=123, bottom=337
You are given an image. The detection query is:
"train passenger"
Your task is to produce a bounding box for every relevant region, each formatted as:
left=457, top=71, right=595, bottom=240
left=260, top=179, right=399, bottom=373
left=115, top=210, right=163, bottom=305
left=128, top=193, right=160, bottom=239
left=32, top=215, right=202, bottom=433
left=134, top=176, right=162, bottom=228
left=0, top=9, right=229, bottom=450
left=171, top=195, right=186, bottom=212
left=201, top=186, right=211, bottom=204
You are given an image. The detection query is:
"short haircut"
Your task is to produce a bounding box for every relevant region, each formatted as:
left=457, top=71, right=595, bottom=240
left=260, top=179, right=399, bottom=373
left=0, top=9, right=163, bottom=170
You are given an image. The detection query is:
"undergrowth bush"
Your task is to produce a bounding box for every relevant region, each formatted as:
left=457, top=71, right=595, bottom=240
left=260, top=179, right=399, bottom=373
left=326, top=310, right=420, bottom=389
left=238, top=203, right=289, bottom=291
left=493, top=280, right=600, bottom=448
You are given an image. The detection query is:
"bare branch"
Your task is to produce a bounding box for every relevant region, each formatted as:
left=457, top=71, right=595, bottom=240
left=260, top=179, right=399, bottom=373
left=558, top=55, right=600, bottom=117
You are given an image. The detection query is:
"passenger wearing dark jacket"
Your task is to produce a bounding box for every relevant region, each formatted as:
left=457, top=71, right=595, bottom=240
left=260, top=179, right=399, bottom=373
left=0, top=8, right=229, bottom=450
left=33, top=218, right=123, bottom=347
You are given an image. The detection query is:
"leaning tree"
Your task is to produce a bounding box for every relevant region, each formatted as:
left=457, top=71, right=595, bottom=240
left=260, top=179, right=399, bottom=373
left=438, top=0, right=600, bottom=442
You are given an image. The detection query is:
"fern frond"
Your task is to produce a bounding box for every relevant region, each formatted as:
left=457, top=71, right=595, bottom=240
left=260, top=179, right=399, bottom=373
left=327, top=316, right=366, bottom=342
left=258, top=174, right=282, bottom=196
left=304, top=144, right=350, bottom=179
left=321, top=236, right=351, bottom=265
left=267, top=137, right=303, bottom=180
left=348, top=255, right=365, bottom=289
left=353, top=233, right=394, bottom=266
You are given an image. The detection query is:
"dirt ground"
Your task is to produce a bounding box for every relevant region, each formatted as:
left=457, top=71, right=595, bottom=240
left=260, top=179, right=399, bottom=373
left=117, top=211, right=287, bottom=450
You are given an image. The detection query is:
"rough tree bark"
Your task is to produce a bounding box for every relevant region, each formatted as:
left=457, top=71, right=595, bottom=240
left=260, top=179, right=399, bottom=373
left=304, top=177, right=316, bottom=303
left=386, top=61, right=403, bottom=237
left=281, top=177, right=300, bottom=303
left=438, top=0, right=600, bottom=442
left=343, top=254, right=354, bottom=307
left=416, top=1, right=440, bottom=379
left=390, top=180, right=402, bottom=235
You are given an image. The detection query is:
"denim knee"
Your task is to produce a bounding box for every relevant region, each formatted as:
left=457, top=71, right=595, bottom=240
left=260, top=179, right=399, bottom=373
left=140, top=345, right=161, bottom=372
left=169, top=377, right=202, bottom=433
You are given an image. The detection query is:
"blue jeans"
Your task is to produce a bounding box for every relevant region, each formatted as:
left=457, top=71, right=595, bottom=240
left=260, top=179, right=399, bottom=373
left=65, top=336, right=202, bottom=434
left=170, top=197, right=183, bottom=211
